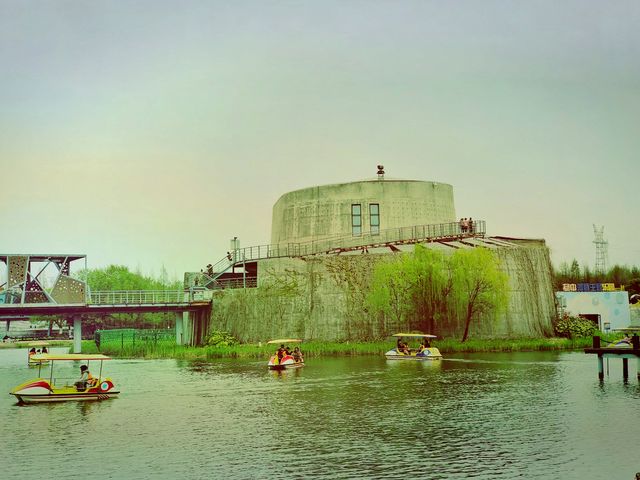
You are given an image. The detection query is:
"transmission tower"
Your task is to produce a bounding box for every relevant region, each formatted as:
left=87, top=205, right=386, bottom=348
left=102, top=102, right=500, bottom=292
left=593, top=224, right=608, bottom=274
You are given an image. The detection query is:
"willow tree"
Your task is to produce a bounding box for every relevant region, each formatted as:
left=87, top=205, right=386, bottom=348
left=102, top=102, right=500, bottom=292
left=366, top=257, right=413, bottom=332
left=406, top=245, right=452, bottom=333
left=366, top=245, right=451, bottom=334
left=450, top=247, right=509, bottom=342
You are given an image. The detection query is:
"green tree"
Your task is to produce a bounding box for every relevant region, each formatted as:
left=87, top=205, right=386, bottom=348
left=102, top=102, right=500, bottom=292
left=74, top=265, right=181, bottom=330
left=450, top=248, right=509, bottom=343
left=366, top=246, right=452, bottom=334
left=406, top=245, right=452, bottom=333
left=582, top=264, right=593, bottom=284
left=76, top=265, right=180, bottom=291
left=569, top=259, right=580, bottom=281
left=366, top=257, right=413, bottom=328
left=554, top=261, right=572, bottom=289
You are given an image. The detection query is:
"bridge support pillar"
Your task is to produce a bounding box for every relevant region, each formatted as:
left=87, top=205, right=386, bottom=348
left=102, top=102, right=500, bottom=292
left=73, top=316, right=82, bottom=353
left=183, top=312, right=193, bottom=346
left=175, top=312, right=186, bottom=346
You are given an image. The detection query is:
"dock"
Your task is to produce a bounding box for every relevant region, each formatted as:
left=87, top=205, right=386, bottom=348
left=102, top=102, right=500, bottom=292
left=584, top=334, right=640, bottom=381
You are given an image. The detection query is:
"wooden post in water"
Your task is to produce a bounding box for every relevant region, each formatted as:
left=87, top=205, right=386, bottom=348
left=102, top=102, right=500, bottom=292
left=622, top=358, right=629, bottom=380
left=598, top=355, right=604, bottom=380
left=593, top=337, right=604, bottom=380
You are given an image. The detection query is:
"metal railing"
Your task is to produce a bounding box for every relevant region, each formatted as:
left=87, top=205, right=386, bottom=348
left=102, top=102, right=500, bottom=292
left=89, top=290, right=189, bottom=305
left=212, top=277, right=258, bottom=290
left=191, top=219, right=486, bottom=287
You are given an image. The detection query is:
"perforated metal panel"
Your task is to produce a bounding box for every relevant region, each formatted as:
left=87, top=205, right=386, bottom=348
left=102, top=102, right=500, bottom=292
left=8, top=256, right=27, bottom=288
left=50, top=275, right=86, bottom=304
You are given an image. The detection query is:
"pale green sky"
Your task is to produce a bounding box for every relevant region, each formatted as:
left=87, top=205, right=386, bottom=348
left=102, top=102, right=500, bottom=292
left=1, top=0, right=638, bottom=279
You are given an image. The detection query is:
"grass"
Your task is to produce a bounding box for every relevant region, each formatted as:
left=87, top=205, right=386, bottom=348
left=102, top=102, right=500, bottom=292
left=0, top=339, right=73, bottom=349
left=78, top=334, right=617, bottom=360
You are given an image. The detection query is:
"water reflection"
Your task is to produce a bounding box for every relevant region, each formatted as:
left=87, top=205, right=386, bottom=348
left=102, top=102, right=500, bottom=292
left=268, top=367, right=303, bottom=380
left=1, top=349, right=638, bottom=479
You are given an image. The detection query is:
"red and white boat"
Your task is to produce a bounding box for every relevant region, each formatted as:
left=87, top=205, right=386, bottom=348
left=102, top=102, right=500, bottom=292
left=267, top=339, right=305, bottom=370
left=10, top=353, right=120, bottom=404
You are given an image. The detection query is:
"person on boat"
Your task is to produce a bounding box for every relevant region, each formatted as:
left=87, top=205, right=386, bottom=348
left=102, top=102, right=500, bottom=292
left=41, top=346, right=48, bottom=354
left=293, top=346, right=303, bottom=363
left=28, top=347, right=36, bottom=357
left=396, top=339, right=410, bottom=355
left=417, top=340, right=427, bottom=353
left=276, top=344, right=286, bottom=363
left=74, top=365, right=93, bottom=391
left=423, top=337, right=431, bottom=348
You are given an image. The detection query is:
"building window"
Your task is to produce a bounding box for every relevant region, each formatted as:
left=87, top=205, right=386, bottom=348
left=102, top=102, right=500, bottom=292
left=370, top=203, right=380, bottom=234
left=351, top=204, right=361, bottom=235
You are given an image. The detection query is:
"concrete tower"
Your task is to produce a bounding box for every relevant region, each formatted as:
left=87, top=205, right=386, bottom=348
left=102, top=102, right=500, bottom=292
left=271, top=177, right=456, bottom=245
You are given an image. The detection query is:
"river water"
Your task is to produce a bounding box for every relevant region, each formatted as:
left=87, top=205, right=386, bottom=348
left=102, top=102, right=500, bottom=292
left=1, top=347, right=638, bottom=479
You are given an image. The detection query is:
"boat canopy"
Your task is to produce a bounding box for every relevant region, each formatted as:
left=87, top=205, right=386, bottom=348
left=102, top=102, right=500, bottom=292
left=392, top=333, right=437, bottom=338
left=30, top=354, right=113, bottom=361
left=267, top=339, right=303, bottom=344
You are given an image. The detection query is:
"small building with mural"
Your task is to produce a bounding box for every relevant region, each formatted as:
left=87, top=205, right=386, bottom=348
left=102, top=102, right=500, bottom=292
left=557, top=283, right=632, bottom=333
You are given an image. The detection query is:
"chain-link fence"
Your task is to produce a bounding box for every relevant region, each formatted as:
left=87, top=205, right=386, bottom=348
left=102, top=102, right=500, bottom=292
left=95, top=328, right=175, bottom=350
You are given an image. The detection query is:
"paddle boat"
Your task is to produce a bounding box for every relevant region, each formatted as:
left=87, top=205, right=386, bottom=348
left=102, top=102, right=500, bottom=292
left=10, top=353, right=120, bottom=404
left=267, top=338, right=305, bottom=370
left=27, top=340, right=49, bottom=367
left=27, top=341, right=50, bottom=367
left=385, top=333, right=443, bottom=360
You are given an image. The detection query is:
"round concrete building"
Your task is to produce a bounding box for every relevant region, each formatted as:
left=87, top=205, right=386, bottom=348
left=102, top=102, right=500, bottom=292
left=271, top=177, right=456, bottom=245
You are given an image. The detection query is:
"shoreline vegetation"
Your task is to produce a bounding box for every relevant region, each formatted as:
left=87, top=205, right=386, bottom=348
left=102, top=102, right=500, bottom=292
left=4, top=336, right=607, bottom=360
left=2, top=335, right=620, bottom=360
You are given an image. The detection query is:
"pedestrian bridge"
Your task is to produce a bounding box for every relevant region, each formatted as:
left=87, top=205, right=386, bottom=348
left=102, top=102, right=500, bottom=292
left=0, top=254, right=211, bottom=350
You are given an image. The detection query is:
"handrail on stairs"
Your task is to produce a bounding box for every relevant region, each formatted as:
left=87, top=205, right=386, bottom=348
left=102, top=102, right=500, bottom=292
left=187, top=220, right=486, bottom=288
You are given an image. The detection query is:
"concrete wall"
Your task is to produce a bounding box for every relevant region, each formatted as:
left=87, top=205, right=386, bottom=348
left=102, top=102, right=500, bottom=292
left=271, top=179, right=456, bottom=245
left=209, top=239, right=555, bottom=342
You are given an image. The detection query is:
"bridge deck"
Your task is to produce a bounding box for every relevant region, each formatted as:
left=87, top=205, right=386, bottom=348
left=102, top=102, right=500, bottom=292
left=0, top=290, right=211, bottom=316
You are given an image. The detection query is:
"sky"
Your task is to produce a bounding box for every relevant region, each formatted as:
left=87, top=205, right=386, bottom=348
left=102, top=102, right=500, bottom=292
left=1, top=0, right=638, bottom=281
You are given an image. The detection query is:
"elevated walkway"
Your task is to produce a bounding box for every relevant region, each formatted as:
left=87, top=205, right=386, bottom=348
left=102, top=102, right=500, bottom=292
left=188, top=220, right=486, bottom=289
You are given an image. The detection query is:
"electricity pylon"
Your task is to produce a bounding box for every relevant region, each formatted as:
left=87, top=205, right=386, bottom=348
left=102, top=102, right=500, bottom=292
left=593, top=224, right=608, bottom=274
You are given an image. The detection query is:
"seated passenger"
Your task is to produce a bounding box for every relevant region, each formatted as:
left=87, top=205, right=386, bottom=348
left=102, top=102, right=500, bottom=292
left=293, top=346, right=303, bottom=363
left=397, top=340, right=410, bottom=355
left=74, top=365, right=93, bottom=391
left=28, top=347, right=36, bottom=357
